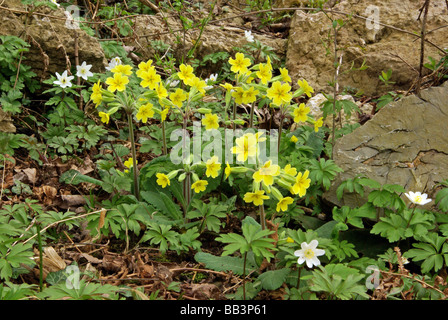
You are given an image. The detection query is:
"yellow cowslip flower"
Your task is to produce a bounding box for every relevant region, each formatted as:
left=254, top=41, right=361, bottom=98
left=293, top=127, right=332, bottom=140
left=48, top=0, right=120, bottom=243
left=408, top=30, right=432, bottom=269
left=124, top=157, right=137, bottom=173
left=136, top=59, right=153, bottom=78
left=201, top=113, right=219, bottom=130
left=293, top=103, right=310, bottom=123
left=267, top=81, right=292, bottom=106
left=297, top=79, right=314, bottom=98
left=205, top=156, right=221, bottom=178
left=178, top=64, right=195, bottom=85
left=98, top=111, right=110, bottom=124
left=266, top=56, right=272, bottom=71
left=136, top=103, right=154, bottom=123
left=220, top=83, right=234, bottom=91
left=155, top=82, right=168, bottom=99
left=160, top=107, right=169, bottom=122
left=156, top=173, right=170, bottom=188
left=169, top=88, right=187, bottom=108
left=91, top=81, right=102, bottom=106
left=106, top=73, right=129, bottom=92
left=190, top=76, right=207, bottom=94
left=242, top=86, right=259, bottom=104
left=232, top=133, right=258, bottom=162
left=231, top=87, right=245, bottom=104
left=279, top=67, right=291, bottom=83
left=229, top=52, right=251, bottom=74
left=256, top=63, right=272, bottom=85
left=314, top=117, right=323, bottom=132
left=290, top=135, right=298, bottom=143
left=191, top=180, right=208, bottom=193
left=224, top=162, right=232, bottom=179
left=92, top=80, right=102, bottom=94
left=276, top=196, right=294, bottom=212
left=291, top=170, right=311, bottom=197
left=243, top=190, right=270, bottom=206
left=283, top=164, right=297, bottom=177
left=286, top=236, right=295, bottom=243
left=124, top=157, right=136, bottom=169
left=253, top=160, right=280, bottom=187
left=111, top=64, right=132, bottom=76
left=140, top=68, right=161, bottom=90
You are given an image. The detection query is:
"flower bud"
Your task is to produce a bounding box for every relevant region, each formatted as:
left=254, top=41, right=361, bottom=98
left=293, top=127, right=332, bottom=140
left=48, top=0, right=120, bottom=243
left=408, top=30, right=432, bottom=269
left=196, top=108, right=212, bottom=114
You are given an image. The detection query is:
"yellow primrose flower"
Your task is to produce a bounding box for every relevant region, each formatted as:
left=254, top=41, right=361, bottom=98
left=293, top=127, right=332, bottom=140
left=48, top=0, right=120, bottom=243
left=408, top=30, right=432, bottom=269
left=253, top=160, right=280, bottom=187
left=178, top=64, right=195, bottom=85
left=256, top=63, right=272, bottom=85
left=155, top=82, right=168, bottom=99
left=266, top=81, right=292, bottom=106
left=242, top=86, right=259, bottom=104
left=124, top=157, right=136, bottom=169
left=190, top=76, right=207, bottom=94
left=169, top=88, right=187, bottom=108
left=136, top=103, right=154, bottom=123
left=293, top=103, right=310, bottom=123
left=111, top=64, right=132, bottom=76
left=136, top=59, right=153, bottom=78
left=283, top=164, right=297, bottom=176
left=92, top=80, right=102, bottom=94
left=156, top=173, right=170, bottom=188
left=314, top=117, right=323, bottom=132
left=202, top=113, right=219, bottom=130
left=266, top=56, right=272, bottom=71
left=297, top=79, right=314, bottom=98
left=291, top=170, right=311, bottom=197
left=220, top=83, right=234, bottom=91
left=232, top=133, right=258, bottom=162
left=276, top=196, right=294, bottom=212
left=98, top=111, right=110, bottom=124
left=91, top=82, right=102, bottom=106
left=243, top=190, right=270, bottom=206
left=229, top=52, right=251, bottom=74
left=191, top=180, right=208, bottom=193
left=290, top=135, right=298, bottom=143
left=205, top=156, right=221, bottom=178
left=225, top=162, right=232, bottom=179
left=106, top=73, right=129, bottom=92
left=231, top=87, right=245, bottom=104
left=160, top=107, right=169, bottom=122
left=140, top=68, right=161, bottom=90
left=286, top=237, right=295, bottom=243
left=279, top=67, right=291, bottom=83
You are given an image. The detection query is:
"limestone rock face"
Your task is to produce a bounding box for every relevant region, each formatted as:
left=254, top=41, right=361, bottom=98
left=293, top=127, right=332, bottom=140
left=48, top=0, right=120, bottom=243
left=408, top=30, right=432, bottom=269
left=323, top=81, right=448, bottom=208
left=0, top=0, right=107, bottom=81
left=0, top=108, right=15, bottom=133
left=286, top=0, right=448, bottom=96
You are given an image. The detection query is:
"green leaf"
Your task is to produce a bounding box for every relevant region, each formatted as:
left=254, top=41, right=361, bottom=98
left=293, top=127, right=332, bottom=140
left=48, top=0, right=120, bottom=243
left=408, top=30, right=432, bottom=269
left=257, top=268, right=291, bottom=290
left=194, top=252, right=256, bottom=276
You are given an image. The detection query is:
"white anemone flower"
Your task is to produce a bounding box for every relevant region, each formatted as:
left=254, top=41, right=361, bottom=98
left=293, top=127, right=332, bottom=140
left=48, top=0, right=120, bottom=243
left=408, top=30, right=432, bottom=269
left=404, top=191, right=432, bottom=205
left=105, top=57, right=122, bottom=71
left=294, top=240, right=325, bottom=269
left=245, top=30, right=254, bottom=42
left=76, top=61, right=93, bottom=80
left=49, top=0, right=60, bottom=7
left=54, top=70, right=74, bottom=88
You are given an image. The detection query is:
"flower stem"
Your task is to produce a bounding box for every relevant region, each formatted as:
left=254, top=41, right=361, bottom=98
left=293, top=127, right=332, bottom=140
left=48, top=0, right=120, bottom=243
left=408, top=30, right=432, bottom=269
left=127, top=113, right=139, bottom=201
left=297, top=266, right=303, bottom=289
left=243, top=251, right=247, bottom=300
left=162, top=120, right=167, bottom=155
left=249, top=102, right=255, bottom=128
left=405, top=206, right=417, bottom=229
left=259, top=204, right=266, bottom=230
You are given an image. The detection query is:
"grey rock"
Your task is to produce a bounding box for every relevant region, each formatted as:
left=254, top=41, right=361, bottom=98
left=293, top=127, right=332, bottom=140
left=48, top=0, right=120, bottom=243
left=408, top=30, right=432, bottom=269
left=323, top=81, right=448, bottom=208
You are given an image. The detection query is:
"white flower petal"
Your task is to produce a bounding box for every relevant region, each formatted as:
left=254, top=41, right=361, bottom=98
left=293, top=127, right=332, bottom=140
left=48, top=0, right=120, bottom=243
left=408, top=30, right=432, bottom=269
left=294, top=249, right=303, bottom=257
left=297, top=257, right=305, bottom=265
left=314, top=248, right=325, bottom=257
left=309, top=239, right=319, bottom=250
